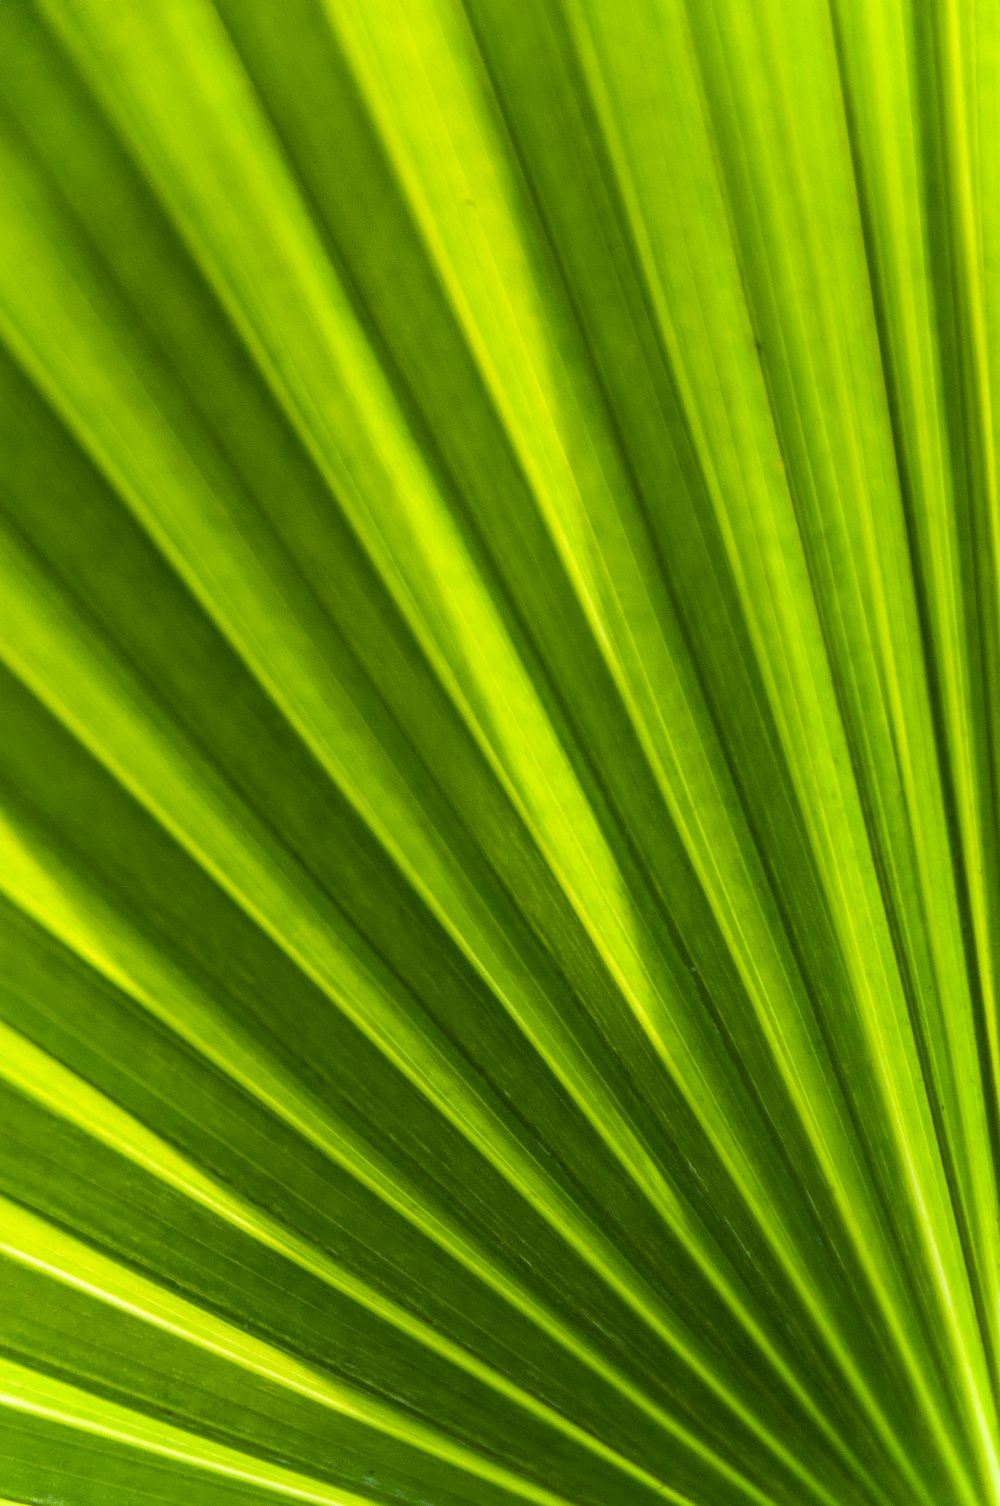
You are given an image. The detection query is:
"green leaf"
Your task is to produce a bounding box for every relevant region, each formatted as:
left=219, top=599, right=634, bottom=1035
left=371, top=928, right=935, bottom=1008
left=0, top=3, right=997, bottom=1505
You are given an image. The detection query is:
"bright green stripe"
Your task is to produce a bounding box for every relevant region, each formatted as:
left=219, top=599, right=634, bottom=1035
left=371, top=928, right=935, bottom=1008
left=829, top=0, right=1000, bottom=1397
left=0, top=1355, right=385, bottom=1506
left=0, top=1196, right=611, bottom=1506
left=0, top=809, right=797, bottom=1504
left=0, top=1018, right=720, bottom=1506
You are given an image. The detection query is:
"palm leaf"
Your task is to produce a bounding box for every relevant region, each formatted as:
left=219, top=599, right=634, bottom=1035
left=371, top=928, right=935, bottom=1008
left=0, top=2, right=996, bottom=1504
